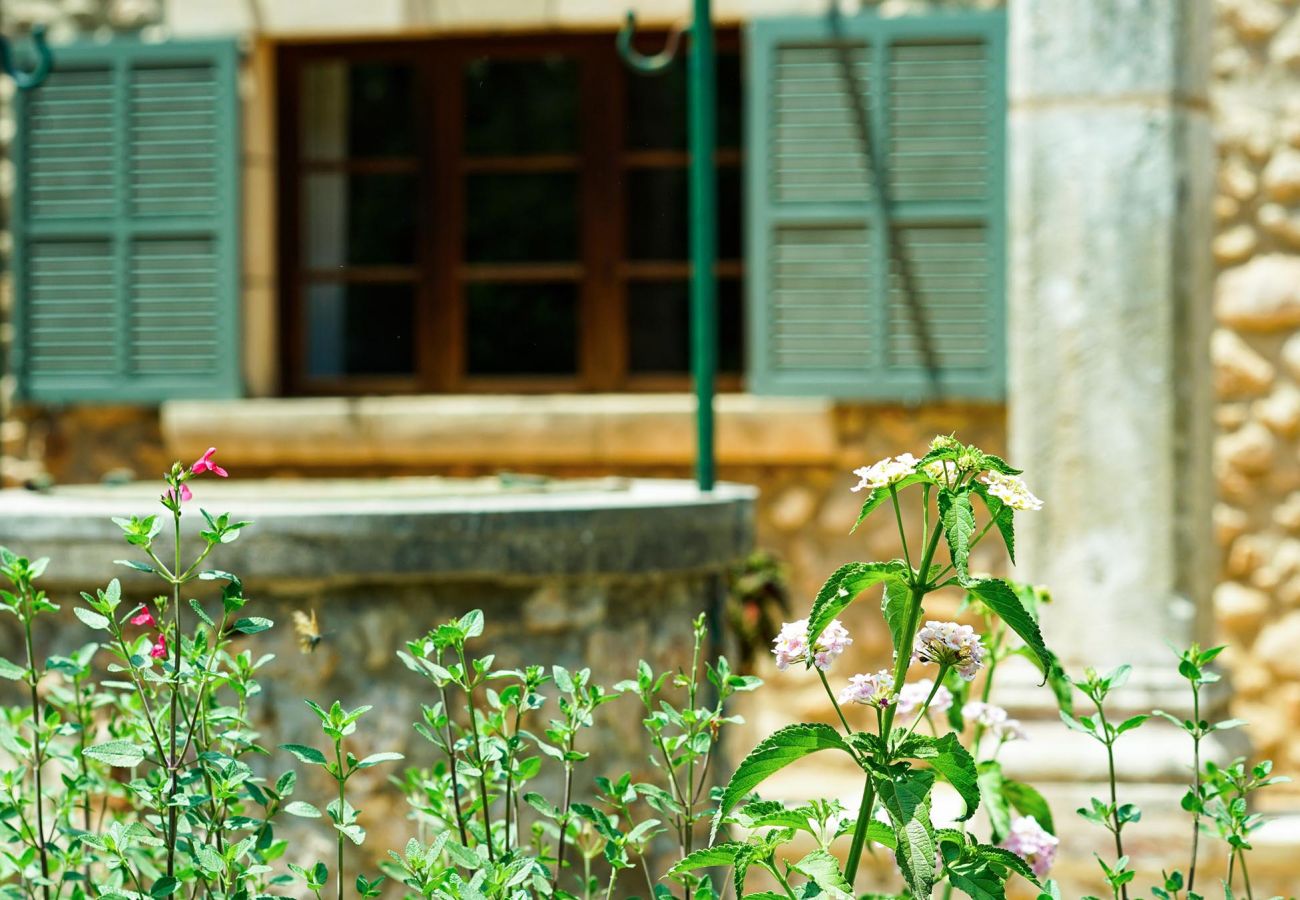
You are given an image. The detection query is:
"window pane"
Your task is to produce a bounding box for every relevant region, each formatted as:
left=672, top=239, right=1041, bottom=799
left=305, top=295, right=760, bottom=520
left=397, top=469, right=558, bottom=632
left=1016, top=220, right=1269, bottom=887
left=306, top=283, right=415, bottom=377
left=465, top=56, right=579, bottom=156
left=466, top=173, right=578, bottom=262
left=625, top=166, right=742, bottom=261
left=467, top=282, right=577, bottom=375
left=304, top=173, right=418, bottom=267
left=301, top=60, right=415, bottom=160
left=626, top=50, right=741, bottom=150
left=627, top=279, right=743, bottom=374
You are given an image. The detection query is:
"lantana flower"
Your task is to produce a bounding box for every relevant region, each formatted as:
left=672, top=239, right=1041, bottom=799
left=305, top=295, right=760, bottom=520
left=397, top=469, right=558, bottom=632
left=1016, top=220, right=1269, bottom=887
left=999, top=815, right=1058, bottom=878
left=772, top=618, right=852, bottom=671
left=993, top=718, right=1028, bottom=743
left=130, top=607, right=156, bottom=628
left=191, top=447, right=228, bottom=477
left=896, top=678, right=953, bottom=717
left=961, top=700, right=1007, bottom=727
left=923, top=459, right=958, bottom=484
left=838, top=670, right=896, bottom=709
left=149, top=634, right=168, bottom=660
left=850, top=453, right=919, bottom=493
left=912, top=621, right=986, bottom=681
left=979, top=470, right=1043, bottom=511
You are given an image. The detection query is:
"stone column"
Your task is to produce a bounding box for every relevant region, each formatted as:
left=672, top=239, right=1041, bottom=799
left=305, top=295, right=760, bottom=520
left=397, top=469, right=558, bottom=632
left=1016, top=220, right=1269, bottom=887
left=1002, top=1, right=1224, bottom=888
left=1007, top=0, right=1214, bottom=703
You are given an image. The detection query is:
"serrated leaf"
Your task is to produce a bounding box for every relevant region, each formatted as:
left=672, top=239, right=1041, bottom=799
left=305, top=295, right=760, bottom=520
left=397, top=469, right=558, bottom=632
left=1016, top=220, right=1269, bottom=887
left=188, top=599, right=215, bottom=628
left=973, top=486, right=1016, bottom=564
left=232, top=617, right=273, bottom=635
left=882, top=579, right=913, bottom=665
left=670, top=843, right=747, bottom=874
left=791, top=849, right=853, bottom=900
left=712, top=723, right=854, bottom=841
left=977, top=843, right=1041, bottom=886
left=280, top=743, right=327, bottom=766
left=939, top=490, right=976, bottom=583
left=74, top=607, right=110, bottom=631
left=899, top=732, right=979, bottom=821
left=84, top=740, right=144, bottom=768
left=851, top=473, right=928, bottom=533
left=978, top=761, right=1011, bottom=842
left=966, top=578, right=1055, bottom=680
left=808, top=561, right=909, bottom=647
left=1003, top=779, right=1054, bottom=835
left=878, top=768, right=937, bottom=899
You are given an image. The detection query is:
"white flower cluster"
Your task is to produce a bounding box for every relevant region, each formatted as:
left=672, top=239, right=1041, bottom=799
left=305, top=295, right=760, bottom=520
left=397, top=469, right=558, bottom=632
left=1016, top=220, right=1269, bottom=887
left=850, top=453, right=919, bottom=493
left=923, top=459, right=958, bottom=485
left=999, top=815, right=1058, bottom=878
left=896, top=678, right=953, bottom=717
left=961, top=701, right=1027, bottom=742
left=838, top=670, right=896, bottom=709
left=772, top=618, right=852, bottom=671
left=912, top=620, right=987, bottom=682
left=979, top=470, right=1043, bottom=511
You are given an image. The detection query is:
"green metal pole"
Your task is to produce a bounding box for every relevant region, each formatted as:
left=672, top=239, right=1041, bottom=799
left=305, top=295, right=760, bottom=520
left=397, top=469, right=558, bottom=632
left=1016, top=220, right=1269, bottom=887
left=688, top=0, right=717, bottom=492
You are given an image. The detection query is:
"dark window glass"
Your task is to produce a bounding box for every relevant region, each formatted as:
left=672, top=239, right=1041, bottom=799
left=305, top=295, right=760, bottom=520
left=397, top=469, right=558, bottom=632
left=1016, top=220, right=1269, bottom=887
left=626, top=50, right=741, bottom=150
left=465, top=57, right=579, bottom=156
left=306, top=282, right=415, bottom=376
left=304, top=173, right=418, bottom=267
left=624, top=166, right=742, bottom=261
left=301, top=60, right=415, bottom=160
left=467, top=282, right=578, bottom=375
left=465, top=173, right=579, bottom=262
left=627, top=278, right=743, bottom=374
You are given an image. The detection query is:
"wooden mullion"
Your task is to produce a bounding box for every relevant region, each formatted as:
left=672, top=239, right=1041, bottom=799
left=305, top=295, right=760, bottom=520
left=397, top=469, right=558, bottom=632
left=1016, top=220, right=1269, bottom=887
left=581, top=45, right=625, bottom=391
left=460, top=263, right=584, bottom=283
left=430, top=45, right=465, bottom=391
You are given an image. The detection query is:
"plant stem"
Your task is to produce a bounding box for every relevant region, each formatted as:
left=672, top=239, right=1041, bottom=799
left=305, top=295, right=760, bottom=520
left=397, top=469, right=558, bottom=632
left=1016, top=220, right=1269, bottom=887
left=22, top=608, right=51, bottom=900
left=1093, top=698, right=1128, bottom=900
left=554, top=739, right=576, bottom=890
left=335, top=741, right=345, bottom=900
left=890, top=486, right=912, bottom=571
left=845, top=518, right=944, bottom=885
left=457, top=649, right=495, bottom=861
left=817, top=668, right=852, bottom=735
left=897, top=665, right=950, bottom=746
left=434, top=665, right=470, bottom=848
left=684, top=625, right=703, bottom=855
left=767, top=860, right=800, bottom=900
left=1187, top=683, right=1202, bottom=894
left=166, top=507, right=182, bottom=878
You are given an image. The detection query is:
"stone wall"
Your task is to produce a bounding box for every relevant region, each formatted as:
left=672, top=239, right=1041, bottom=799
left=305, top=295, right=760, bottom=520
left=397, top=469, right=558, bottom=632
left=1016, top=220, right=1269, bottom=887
left=1210, top=0, right=1300, bottom=801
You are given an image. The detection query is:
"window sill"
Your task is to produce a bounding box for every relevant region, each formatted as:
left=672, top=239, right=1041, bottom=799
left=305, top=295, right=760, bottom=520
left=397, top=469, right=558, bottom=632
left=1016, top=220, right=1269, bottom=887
left=160, top=394, right=840, bottom=468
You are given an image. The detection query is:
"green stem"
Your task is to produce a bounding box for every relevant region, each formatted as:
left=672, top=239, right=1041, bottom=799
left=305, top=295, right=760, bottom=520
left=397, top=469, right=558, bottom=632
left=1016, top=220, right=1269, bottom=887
left=845, top=519, right=945, bottom=885
left=434, top=659, right=470, bottom=848
left=1093, top=698, right=1128, bottom=900
left=166, top=506, right=182, bottom=878
left=553, top=746, right=575, bottom=890
left=767, top=860, right=800, bottom=900
left=1187, top=684, right=1202, bottom=895
left=685, top=630, right=702, bottom=855
left=1239, top=847, right=1253, bottom=900
left=457, top=650, right=495, bottom=862
left=817, top=668, right=853, bottom=735
left=890, top=486, right=912, bottom=571
left=898, top=665, right=950, bottom=746
left=22, top=608, right=51, bottom=900
left=335, top=742, right=345, bottom=900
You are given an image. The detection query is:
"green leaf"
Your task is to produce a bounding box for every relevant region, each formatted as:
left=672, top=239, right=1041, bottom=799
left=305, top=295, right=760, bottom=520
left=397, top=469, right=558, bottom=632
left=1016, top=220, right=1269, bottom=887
left=74, top=607, right=110, bottom=631
left=712, top=723, right=855, bottom=841
left=851, top=473, right=928, bottom=533
left=356, top=751, right=404, bottom=769
left=966, top=578, right=1055, bottom=679
left=280, top=743, right=327, bottom=766
left=791, top=849, right=853, bottom=900
left=149, top=876, right=179, bottom=898
left=978, top=761, right=1011, bottom=842
left=0, top=658, right=26, bottom=681
left=84, top=740, right=144, bottom=768
left=232, top=617, right=273, bottom=635
left=1002, top=779, right=1054, bottom=835
left=939, top=490, right=976, bottom=583
left=882, top=580, right=913, bottom=665
left=878, top=768, right=937, bottom=899
left=670, top=843, right=747, bottom=875
left=115, top=560, right=155, bottom=574
left=284, top=801, right=322, bottom=818
left=807, top=561, right=908, bottom=647
left=899, top=732, right=980, bottom=821
left=188, top=599, right=215, bottom=628
left=976, top=843, right=1041, bottom=886
left=973, top=486, right=1016, bottom=564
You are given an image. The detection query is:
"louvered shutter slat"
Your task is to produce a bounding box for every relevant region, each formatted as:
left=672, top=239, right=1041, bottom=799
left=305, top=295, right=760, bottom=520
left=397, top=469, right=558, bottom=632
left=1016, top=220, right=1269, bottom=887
left=14, top=39, right=241, bottom=403
left=747, top=12, right=1005, bottom=400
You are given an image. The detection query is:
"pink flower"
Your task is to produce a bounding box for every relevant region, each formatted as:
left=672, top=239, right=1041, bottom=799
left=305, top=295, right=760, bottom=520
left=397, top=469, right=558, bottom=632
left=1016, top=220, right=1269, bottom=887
left=897, top=678, right=954, bottom=717
left=165, top=483, right=193, bottom=504
left=1000, top=815, right=1058, bottom=878
left=130, top=608, right=156, bottom=628
left=838, top=670, right=896, bottom=709
left=771, top=618, right=852, bottom=671
left=149, top=634, right=168, bottom=659
left=190, top=447, right=228, bottom=477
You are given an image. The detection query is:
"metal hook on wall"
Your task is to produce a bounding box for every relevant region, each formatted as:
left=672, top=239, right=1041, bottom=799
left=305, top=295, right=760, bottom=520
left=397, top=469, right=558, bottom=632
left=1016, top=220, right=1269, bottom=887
left=0, top=24, right=53, bottom=91
left=616, top=11, right=687, bottom=75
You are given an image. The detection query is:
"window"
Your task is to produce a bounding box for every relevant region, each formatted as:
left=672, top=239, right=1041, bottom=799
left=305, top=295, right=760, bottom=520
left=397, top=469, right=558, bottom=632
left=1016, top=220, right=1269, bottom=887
left=277, top=34, right=744, bottom=395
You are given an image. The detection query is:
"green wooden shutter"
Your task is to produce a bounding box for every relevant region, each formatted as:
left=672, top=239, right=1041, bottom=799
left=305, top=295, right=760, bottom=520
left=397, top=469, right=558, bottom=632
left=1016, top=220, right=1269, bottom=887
left=746, top=11, right=1005, bottom=400
left=13, top=39, right=241, bottom=402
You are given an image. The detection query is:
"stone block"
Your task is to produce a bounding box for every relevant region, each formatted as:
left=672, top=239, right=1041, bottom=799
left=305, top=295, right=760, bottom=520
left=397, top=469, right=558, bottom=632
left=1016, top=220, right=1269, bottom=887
left=1215, top=254, right=1300, bottom=330
left=1212, top=328, right=1274, bottom=397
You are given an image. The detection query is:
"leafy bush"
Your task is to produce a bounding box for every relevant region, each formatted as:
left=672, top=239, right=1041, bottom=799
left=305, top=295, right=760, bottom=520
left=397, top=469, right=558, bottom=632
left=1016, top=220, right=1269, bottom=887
left=0, top=439, right=1287, bottom=899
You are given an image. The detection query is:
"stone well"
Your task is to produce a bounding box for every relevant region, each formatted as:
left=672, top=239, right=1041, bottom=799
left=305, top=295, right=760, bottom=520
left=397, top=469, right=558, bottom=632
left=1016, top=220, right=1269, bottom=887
left=0, top=476, right=755, bottom=873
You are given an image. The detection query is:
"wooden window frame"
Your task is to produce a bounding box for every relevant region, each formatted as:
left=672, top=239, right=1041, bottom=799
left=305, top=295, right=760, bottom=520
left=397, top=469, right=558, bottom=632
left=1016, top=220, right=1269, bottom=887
left=275, top=31, right=743, bottom=397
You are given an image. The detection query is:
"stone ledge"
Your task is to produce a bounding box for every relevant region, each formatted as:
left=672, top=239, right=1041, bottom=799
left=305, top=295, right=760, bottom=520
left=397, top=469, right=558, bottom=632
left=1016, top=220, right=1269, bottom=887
left=160, top=394, right=840, bottom=467
left=0, top=478, right=756, bottom=581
